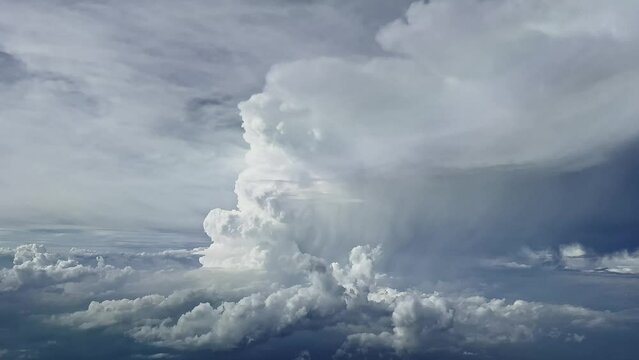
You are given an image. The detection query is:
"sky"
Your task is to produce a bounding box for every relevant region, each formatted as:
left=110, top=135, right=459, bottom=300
left=1, top=0, right=639, bottom=359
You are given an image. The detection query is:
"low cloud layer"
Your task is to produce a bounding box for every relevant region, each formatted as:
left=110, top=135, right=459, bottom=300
left=50, top=246, right=617, bottom=358
left=0, top=244, right=131, bottom=292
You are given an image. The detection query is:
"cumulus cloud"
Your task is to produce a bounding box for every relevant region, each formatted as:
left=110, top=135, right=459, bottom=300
left=0, top=244, right=132, bottom=292
left=339, top=291, right=606, bottom=356
left=560, top=243, right=587, bottom=258
left=55, top=247, right=370, bottom=351
left=54, top=246, right=615, bottom=357
left=0, top=243, right=211, bottom=312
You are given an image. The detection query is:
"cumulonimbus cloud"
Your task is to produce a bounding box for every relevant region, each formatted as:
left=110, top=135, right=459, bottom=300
left=201, top=0, right=639, bottom=269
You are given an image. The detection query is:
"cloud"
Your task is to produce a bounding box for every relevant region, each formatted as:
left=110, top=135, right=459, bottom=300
left=563, top=245, right=639, bottom=274
left=338, top=291, right=606, bottom=356
left=597, top=250, right=639, bottom=274
left=292, top=350, right=311, bottom=360
left=198, top=0, right=639, bottom=275
left=485, top=243, right=639, bottom=275
left=54, top=247, right=369, bottom=351
left=560, top=244, right=587, bottom=258
left=0, top=244, right=132, bottom=292
left=53, top=246, right=618, bottom=358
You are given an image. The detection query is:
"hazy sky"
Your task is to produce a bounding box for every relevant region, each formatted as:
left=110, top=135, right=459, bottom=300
left=1, top=1, right=639, bottom=359
left=0, top=0, right=414, bottom=234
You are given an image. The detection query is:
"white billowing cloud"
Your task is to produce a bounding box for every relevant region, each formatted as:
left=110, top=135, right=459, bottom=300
left=56, top=294, right=171, bottom=329
left=55, top=246, right=613, bottom=356
left=55, top=246, right=372, bottom=350
left=331, top=245, right=382, bottom=300
left=0, top=244, right=211, bottom=306
left=338, top=290, right=606, bottom=356
left=131, top=273, right=345, bottom=350
left=0, top=244, right=132, bottom=292
left=54, top=288, right=226, bottom=331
